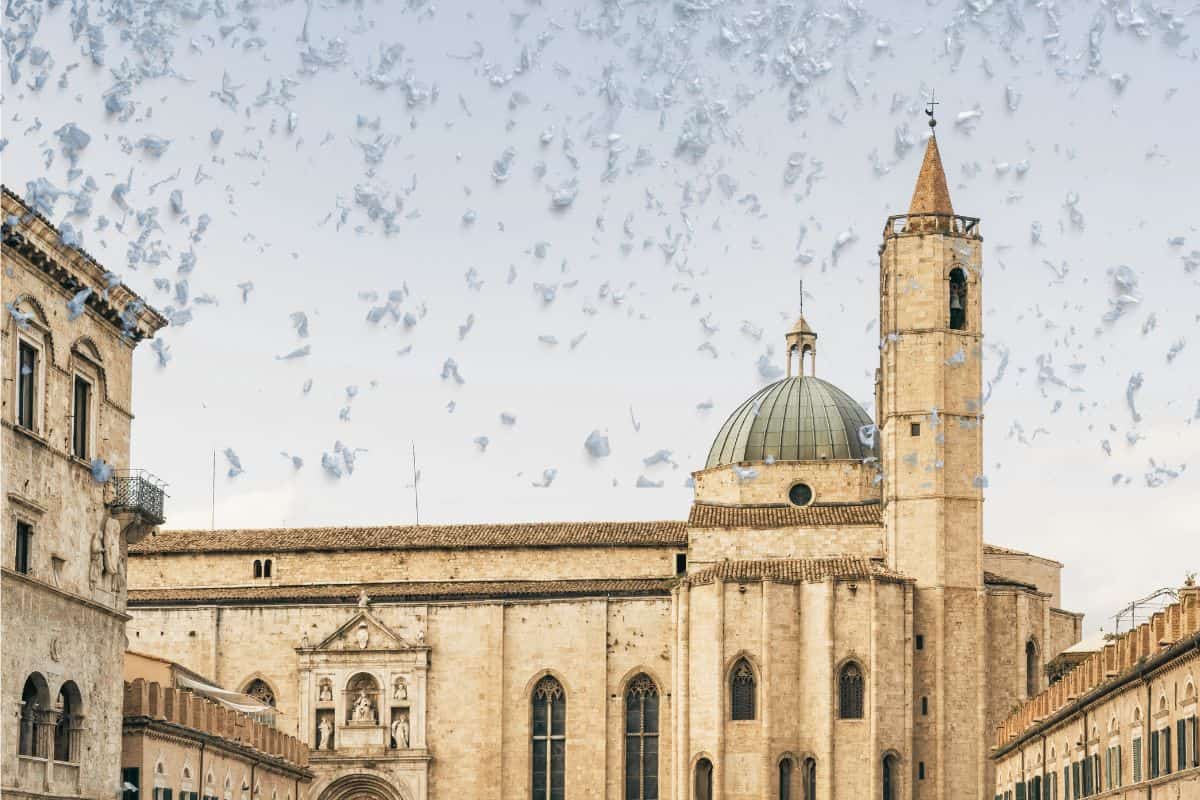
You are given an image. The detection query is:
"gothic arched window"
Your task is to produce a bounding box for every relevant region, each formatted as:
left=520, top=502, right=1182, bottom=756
left=532, top=676, right=566, bottom=800
left=948, top=267, right=967, bottom=330
left=244, top=679, right=276, bottom=708
left=624, top=674, right=659, bottom=800
left=1026, top=639, right=1039, bottom=698
left=838, top=662, right=864, bottom=719
left=694, top=758, right=713, bottom=800
left=730, top=659, right=756, bottom=721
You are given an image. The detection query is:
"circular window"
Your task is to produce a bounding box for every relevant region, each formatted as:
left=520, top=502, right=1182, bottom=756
left=788, top=482, right=814, bottom=507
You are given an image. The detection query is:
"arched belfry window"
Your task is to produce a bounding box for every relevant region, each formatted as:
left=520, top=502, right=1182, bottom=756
left=253, top=560, right=262, bottom=578
left=948, top=267, right=967, bottom=330
left=532, top=676, right=566, bottom=800
left=730, top=658, right=756, bottom=721
left=694, top=758, right=713, bottom=800
left=624, top=674, right=659, bottom=800
left=838, top=662, right=864, bottom=719
left=1026, top=639, right=1039, bottom=698
left=801, top=758, right=816, bottom=800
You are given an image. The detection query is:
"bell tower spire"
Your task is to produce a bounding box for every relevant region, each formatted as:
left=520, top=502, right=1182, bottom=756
left=785, top=281, right=818, bottom=377
left=878, top=122, right=987, bottom=799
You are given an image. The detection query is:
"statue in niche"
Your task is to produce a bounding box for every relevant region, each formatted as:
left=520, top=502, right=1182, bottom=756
left=318, top=679, right=333, bottom=702
left=317, top=717, right=333, bottom=750
left=392, top=676, right=407, bottom=701
left=390, top=711, right=409, bottom=749
left=352, top=689, right=375, bottom=724
left=355, top=623, right=369, bottom=650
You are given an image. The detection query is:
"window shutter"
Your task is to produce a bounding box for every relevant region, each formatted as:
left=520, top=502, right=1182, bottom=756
left=1015, top=783, right=1026, bottom=800
left=1164, top=727, right=1172, bottom=773
left=1071, top=762, right=1079, bottom=799
left=1178, top=719, right=1187, bottom=773
left=1192, top=717, right=1199, bottom=767
left=1132, top=737, right=1141, bottom=782
left=1150, top=731, right=1159, bottom=779
left=1116, top=744, right=1121, bottom=787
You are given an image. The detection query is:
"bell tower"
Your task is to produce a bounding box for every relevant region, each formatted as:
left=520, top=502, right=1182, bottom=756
left=876, top=114, right=986, bottom=799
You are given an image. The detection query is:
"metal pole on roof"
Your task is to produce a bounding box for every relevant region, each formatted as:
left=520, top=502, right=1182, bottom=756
left=211, top=448, right=216, bottom=531
left=411, top=442, right=420, bottom=526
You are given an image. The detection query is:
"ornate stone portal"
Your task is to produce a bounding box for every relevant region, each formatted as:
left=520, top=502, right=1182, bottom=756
left=297, top=596, right=429, bottom=800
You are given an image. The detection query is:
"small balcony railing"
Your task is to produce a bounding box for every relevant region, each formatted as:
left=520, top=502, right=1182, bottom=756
left=106, top=470, right=167, bottom=526
left=883, top=213, right=981, bottom=239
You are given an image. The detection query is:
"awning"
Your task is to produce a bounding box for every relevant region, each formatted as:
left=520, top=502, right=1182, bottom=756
left=174, top=674, right=276, bottom=715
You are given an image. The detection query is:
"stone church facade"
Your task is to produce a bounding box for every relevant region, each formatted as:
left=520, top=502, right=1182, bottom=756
left=124, top=135, right=1085, bottom=800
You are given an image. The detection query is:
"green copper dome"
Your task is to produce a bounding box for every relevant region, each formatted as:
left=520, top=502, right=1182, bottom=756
left=706, top=376, right=875, bottom=468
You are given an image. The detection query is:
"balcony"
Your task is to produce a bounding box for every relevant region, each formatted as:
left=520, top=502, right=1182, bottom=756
left=882, top=212, right=981, bottom=239
left=106, top=470, right=167, bottom=527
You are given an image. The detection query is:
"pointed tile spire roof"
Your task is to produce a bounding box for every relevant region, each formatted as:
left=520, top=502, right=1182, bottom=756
left=908, top=134, right=954, bottom=216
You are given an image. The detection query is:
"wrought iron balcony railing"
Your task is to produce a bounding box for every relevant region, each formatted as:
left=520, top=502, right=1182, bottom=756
left=106, top=470, right=167, bottom=526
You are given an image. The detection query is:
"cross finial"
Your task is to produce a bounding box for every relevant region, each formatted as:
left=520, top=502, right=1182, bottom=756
left=925, top=90, right=939, bottom=130
left=799, top=279, right=804, bottom=318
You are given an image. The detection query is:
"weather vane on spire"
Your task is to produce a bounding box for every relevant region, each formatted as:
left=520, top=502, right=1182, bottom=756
left=925, top=90, right=939, bottom=130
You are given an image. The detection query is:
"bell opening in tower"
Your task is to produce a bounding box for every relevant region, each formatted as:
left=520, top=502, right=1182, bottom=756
left=949, top=267, right=967, bottom=330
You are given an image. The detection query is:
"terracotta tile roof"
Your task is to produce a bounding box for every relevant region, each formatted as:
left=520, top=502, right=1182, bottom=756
left=685, top=557, right=908, bottom=586
left=127, top=578, right=673, bottom=606
left=983, top=571, right=1039, bottom=591
left=687, top=502, right=882, bottom=529
left=130, top=521, right=689, bottom=555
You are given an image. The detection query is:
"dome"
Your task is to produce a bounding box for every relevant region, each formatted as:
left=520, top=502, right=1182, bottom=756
left=706, top=376, right=875, bottom=468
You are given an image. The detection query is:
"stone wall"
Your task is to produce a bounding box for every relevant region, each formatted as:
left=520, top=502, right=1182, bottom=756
left=127, top=545, right=680, bottom=590
left=2, top=188, right=164, bottom=800
left=693, top=460, right=880, bottom=506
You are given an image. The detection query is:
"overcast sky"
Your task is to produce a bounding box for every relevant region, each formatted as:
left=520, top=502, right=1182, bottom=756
left=4, top=0, right=1198, bottom=633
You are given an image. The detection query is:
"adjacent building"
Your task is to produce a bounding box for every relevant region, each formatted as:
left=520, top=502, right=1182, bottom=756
left=3, top=186, right=167, bottom=800
left=992, top=582, right=1199, bottom=800
left=120, top=653, right=313, bottom=800
left=122, top=132, right=1090, bottom=800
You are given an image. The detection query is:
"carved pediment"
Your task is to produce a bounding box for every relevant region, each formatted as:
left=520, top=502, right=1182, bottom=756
left=312, top=610, right=410, bottom=652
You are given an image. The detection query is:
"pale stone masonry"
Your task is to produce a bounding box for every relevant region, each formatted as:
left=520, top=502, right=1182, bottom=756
left=2, top=186, right=167, bottom=800
left=123, top=136, right=1089, bottom=800
left=991, top=583, right=1199, bottom=800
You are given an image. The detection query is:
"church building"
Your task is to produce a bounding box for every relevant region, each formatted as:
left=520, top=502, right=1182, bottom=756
left=123, top=132, right=1085, bottom=800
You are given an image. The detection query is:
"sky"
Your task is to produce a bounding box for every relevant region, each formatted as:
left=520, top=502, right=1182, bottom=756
left=4, top=0, right=1198, bottom=633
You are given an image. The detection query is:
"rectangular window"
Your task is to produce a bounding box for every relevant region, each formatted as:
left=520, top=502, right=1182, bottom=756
left=918, top=762, right=924, bottom=780
left=1178, top=719, right=1187, bottom=774
left=915, top=634, right=924, bottom=650
left=910, top=422, right=921, bottom=436
left=18, top=340, right=37, bottom=429
left=1163, top=727, right=1171, bottom=774
left=1132, top=737, right=1142, bottom=782
left=15, top=521, right=32, bottom=574
left=72, top=375, right=91, bottom=458
left=1150, top=731, right=1159, bottom=779
left=122, top=768, right=140, bottom=800
left=674, top=553, right=686, bottom=576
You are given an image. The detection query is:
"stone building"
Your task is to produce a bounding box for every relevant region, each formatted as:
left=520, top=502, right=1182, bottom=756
left=120, top=656, right=312, bottom=800
left=991, top=582, right=1199, bottom=800
left=2, top=187, right=168, bottom=800
left=124, top=133, right=1086, bottom=800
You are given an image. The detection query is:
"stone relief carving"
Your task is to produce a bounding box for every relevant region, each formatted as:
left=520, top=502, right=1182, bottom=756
left=89, top=530, right=104, bottom=588
left=318, top=678, right=333, bottom=702
left=354, top=623, right=369, bottom=650
left=392, top=676, right=407, bottom=701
